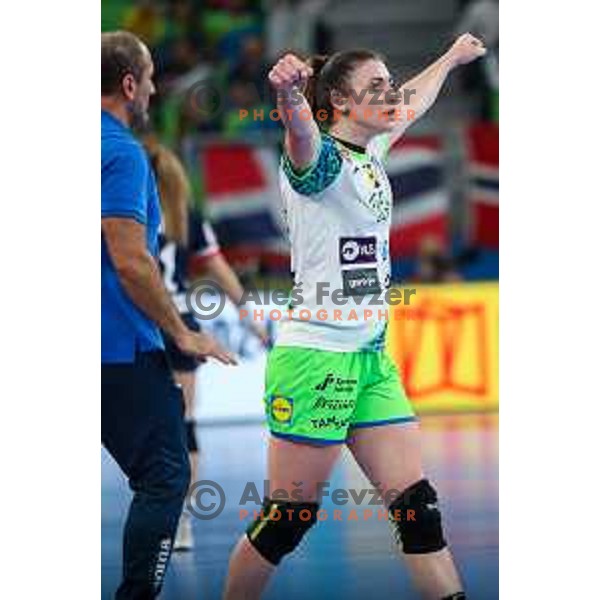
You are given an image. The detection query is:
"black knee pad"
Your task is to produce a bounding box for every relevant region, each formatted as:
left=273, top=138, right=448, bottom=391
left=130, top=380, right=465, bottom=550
left=389, top=479, right=447, bottom=554
left=185, top=420, right=199, bottom=453
left=441, top=593, right=466, bottom=599
left=246, top=498, right=319, bottom=565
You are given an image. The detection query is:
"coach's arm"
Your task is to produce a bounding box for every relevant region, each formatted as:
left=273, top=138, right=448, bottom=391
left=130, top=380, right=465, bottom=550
left=102, top=217, right=236, bottom=365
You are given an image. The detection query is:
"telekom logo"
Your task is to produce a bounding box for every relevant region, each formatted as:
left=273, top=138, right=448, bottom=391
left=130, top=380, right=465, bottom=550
left=393, top=298, right=490, bottom=400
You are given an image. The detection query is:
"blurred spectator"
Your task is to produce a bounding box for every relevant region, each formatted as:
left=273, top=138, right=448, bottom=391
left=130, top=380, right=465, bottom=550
left=457, top=0, right=499, bottom=49
left=456, top=0, right=499, bottom=121
left=122, top=0, right=167, bottom=46
left=415, top=238, right=463, bottom=284
left=222, top=79, right=278, bottom=138
left=204, top=0, right=263, bottom=64
left=264, top=0, right=331, bottom=60
left=229, top=36, right=270, bottom=100
left=155, top=0, right=205, bottom=79
left=113, top=0, right=329, bottom=143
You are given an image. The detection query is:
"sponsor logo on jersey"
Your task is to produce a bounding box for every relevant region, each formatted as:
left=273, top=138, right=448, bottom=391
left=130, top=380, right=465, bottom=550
left=309, top=415, right=350, bottom=430
left=314, top=374, right=358, bottom=392
left=339, top=237, right=377, bottom=265
left=342, top=268, right=382, bottom=296
left=270, top=396, right=294, bottom=425
left=314, top=373, right=337, bottom=391
left=312, top=396, right=354, bottom=411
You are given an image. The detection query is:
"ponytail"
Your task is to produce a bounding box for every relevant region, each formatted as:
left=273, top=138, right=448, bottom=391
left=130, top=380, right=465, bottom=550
left=303, top=54, right=329, bottom=118
left=143, top=137, right=190, bottom=247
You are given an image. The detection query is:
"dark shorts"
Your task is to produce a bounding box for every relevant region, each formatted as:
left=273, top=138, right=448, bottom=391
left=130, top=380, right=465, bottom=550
left=162, top=312, right=205, bottom=373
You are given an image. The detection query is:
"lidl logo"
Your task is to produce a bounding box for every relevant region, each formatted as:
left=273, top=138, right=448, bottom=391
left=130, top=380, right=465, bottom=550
left=271, top=396, right=294, bottom=425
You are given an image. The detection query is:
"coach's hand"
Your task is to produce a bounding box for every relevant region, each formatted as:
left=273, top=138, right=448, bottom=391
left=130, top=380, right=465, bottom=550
left=448, top=33, right=487, bottom=66
left=176, top=330, right=237, bottom=365
left=268, top=53, right=313, bottom=93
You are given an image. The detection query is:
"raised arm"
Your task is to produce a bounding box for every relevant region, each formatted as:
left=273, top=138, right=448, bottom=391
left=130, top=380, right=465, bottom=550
left=268, top=53, right=319, bottom=171
left=390, top=33, right=487, bottom=145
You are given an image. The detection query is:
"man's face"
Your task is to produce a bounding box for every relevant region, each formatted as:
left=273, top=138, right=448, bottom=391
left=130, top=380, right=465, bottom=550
left=126, top=44, right=156, bottom=129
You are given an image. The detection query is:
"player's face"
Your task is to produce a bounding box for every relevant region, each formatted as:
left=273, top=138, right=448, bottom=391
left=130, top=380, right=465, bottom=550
left=127, top=44, right=156, bottom=129
left=339, top=59, right=400, bottom=133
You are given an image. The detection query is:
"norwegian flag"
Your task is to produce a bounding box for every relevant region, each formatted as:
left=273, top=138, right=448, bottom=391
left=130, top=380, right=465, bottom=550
left=199, top=134, right=451, bottom=274
left=199, top=142, right=289, bottom=272
left=386, top=135, right=449, bottom=259
left=466, top=123, right=499, bottom=248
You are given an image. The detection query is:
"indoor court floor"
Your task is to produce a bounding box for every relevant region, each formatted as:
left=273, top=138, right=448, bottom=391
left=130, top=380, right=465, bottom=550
left=101, top=413, right=498, bottom=599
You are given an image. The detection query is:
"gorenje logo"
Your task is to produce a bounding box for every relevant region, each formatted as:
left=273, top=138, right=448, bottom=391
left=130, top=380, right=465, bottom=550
left=340, top=237, right=377, bottom=265
left=315, top=373, right=336, bottom=391
left=342, top=268, right=382, bottom=296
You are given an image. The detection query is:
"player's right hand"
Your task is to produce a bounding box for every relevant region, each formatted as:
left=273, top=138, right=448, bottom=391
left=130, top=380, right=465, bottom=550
left=176, top=330, right=237, bottom=365
left=268, top=54, right=313, bottom=93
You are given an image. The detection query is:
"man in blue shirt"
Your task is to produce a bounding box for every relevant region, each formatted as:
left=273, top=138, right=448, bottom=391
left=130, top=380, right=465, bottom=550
left=101, top=31, right=236, bottom=600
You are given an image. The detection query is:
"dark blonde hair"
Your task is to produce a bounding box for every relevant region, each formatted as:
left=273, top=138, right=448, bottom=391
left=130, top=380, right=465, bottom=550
left=143, top=136, right=190, bottom=247
left=304, top=49, right=384, bottom=127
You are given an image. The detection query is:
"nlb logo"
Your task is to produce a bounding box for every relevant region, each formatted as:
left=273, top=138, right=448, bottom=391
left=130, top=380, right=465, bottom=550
left=340, top=237, right=377, bottom=265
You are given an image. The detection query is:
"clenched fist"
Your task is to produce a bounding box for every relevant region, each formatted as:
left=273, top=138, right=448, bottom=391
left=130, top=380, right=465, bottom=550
left=268, top=53, right=314, bottom=93
left=448, top=33, right=487, bottom=66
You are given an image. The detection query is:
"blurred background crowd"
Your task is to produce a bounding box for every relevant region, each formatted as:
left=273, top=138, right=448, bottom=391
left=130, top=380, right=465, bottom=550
left=101, top=0, right=499, bottom=287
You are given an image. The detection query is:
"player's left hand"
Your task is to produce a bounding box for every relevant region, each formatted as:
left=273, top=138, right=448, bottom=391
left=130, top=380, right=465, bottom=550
left=448, top=33, right=487, bottom=66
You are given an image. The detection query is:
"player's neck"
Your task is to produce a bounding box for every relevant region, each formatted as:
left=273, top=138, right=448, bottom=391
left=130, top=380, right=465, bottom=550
left=328, top=119, right=374, bottom=150
left=101, top=98, right=131, bottom=128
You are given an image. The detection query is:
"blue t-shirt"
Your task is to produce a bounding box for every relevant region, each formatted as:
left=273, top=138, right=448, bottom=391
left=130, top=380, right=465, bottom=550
left=101, top=110, right=164, bottom=362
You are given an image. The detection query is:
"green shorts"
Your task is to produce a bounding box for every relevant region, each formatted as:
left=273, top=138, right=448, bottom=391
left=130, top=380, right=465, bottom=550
left=264, top=346, right=415, bottom=445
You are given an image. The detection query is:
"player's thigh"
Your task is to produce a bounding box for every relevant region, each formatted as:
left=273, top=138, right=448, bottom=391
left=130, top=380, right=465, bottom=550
left=267, top=435, right=343, bottom=502
left=347, top=421, right=424, bottom=504
left=348, top=352, right=423, bottom=500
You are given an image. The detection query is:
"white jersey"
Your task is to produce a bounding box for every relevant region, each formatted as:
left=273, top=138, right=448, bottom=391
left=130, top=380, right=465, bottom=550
left=276, top=132, right=394, bottom=352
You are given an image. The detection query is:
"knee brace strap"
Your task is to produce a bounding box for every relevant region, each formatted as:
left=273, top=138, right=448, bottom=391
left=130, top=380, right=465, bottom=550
left=246, top=498, right=319, bottom=565
left=389, top=479, right=447, bottom=554
left=441, top=593, right=466, bottom=599
left=185, top=420, right=198, bottom=453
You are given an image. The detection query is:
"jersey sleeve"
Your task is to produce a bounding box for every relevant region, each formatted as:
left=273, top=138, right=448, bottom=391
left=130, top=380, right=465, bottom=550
left=189, top=211, right=221, bottom=259
left=281, top=133, right=343, bottom=197
left=101, top=142, right=149, bottom=224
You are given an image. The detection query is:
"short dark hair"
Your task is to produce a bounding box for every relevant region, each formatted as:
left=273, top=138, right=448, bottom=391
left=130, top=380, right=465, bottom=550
left=101, top=31, right=147, bottom=96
